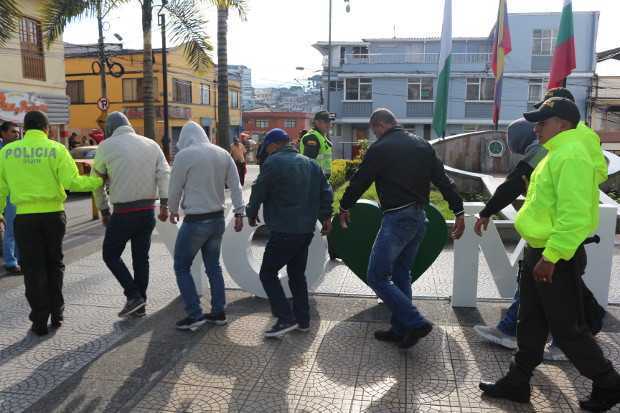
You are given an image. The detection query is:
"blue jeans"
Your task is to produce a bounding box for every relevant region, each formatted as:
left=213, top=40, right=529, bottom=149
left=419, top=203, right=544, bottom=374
left=259, top=232, right=314, bottom=326
left=497, top=289, right=520, bottom=336
left=173, top=218, right=226, bottom=320
left=103, top=210, right=156, bottom=300
left=367, top=205, right=429, bottom=335
left=3, top=196, right=19, bottom=268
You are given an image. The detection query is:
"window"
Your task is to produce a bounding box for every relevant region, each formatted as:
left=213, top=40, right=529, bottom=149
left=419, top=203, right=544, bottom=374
left=230, top=91, right=239, bottom=109
left=173, top=79, right=192, bottom=104
left=528, top=79, right=545, bottom=102
left=329, top=80, right=343, bottom=91
left=66, top=80, right=85, bottom=104
left=532, top=29, right=557, bottom=56
left=20, top=17, right=45, bottom=81
left=255, top=119, right=268, bottom=128
left=408, top=78, right=434, bottom=101
left=466, top=78, right=495, bottom=101
left=345, top=78, right=372, bottom=101
left=201, top=83, right=210, bottom=105
left=123, top=78, right=159, bottom=102
left=284, top=119, right=296, bottom=128
left=352, top=46, right=369, bottom=59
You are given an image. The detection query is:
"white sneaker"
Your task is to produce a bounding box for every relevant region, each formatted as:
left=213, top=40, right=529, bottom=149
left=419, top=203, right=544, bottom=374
left=543, top=343, right=567, bottom=361
left=473, top=325, right=518, bottom=350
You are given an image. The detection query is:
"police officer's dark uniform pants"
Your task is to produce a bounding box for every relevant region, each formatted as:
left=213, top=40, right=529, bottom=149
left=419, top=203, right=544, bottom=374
left=14, top=212, right=66, bottom=325
left=507, top=245, right=620, bottom=389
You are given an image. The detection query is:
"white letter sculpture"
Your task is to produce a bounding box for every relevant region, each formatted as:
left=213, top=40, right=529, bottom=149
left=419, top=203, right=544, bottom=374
left=221, top=210, right=329, bottom=298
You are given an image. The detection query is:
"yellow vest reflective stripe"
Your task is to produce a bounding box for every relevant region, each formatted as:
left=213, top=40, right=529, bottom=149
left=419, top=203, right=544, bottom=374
left=300, top=129, right=332, bottom=175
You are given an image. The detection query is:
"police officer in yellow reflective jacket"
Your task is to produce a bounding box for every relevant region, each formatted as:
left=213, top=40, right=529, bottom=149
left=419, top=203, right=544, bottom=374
left=480, top=98, right=620, bottom=412
left=299, top=111, right=333, bottom=178
left=0, top=111, right=103, bottom=336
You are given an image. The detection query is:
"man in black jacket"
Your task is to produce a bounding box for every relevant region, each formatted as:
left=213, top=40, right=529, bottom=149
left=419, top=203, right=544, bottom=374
left=338, top=108, right=465, bottom=349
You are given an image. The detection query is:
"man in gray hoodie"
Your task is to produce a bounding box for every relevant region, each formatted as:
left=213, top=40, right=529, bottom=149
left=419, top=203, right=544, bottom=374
left=168, top=121, right=245, bottom=331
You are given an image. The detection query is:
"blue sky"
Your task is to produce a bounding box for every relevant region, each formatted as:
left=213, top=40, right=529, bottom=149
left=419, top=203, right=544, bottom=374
left=63, top=0, right=620, bottom=88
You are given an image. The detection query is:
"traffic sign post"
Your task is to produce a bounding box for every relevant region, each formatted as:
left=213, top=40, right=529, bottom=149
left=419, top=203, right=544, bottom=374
left=97, top=97, right=110, bottom=112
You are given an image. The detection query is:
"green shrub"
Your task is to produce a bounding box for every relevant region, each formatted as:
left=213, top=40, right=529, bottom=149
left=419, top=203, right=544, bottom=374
left=330, top=159, right=362, bottom=190
left=330, top=159, right=348, bottom=189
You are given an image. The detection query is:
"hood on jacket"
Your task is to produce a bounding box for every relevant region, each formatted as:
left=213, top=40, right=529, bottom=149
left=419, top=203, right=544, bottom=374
left=177, top=121, right=210, bottom=151
left=577, top=122, right=608, bottom=186
left=507, top=118, right=538, bottom=155
left=105, top=112, right=131, bottom=138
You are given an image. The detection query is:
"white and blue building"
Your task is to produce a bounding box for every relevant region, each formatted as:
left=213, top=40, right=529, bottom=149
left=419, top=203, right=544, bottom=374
left=313, top=12, right=599, bottom=158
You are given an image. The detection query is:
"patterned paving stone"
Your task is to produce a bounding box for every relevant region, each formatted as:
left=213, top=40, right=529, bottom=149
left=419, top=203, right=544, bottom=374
left=454, top=358, right=504, bottom=384
left=240, top=391, right=300, bottom=413
left=302, top=370, right=356, bottom=399
left=354, top=361, right=406, bottom=404
left=350, top=398, right=408, bottom=413
left=0, top=365, right=70, bottom=396
left=254, top=365, right=312, bottom=396
left=186, top=387, right=248, bottom=412
left=134, top=381, right=198, bottom=412
left=295, top=396, right=353, bottom=413
left=163, top=360, right=261, bottom=391
left=0, top=392, right=36, bottom=413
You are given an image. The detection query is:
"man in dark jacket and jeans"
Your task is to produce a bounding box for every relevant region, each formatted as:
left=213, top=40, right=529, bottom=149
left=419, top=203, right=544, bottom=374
left=247, top=128, right=333, bottom=338
left=339, top=108, right=465, bottom=349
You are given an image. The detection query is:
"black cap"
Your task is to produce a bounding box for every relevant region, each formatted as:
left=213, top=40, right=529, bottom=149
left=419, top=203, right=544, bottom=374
left=523, top=97, right=581, bottom=125
left=314, top=111, right=331, bottom=122
left=533, top=87, right=575, bottom=109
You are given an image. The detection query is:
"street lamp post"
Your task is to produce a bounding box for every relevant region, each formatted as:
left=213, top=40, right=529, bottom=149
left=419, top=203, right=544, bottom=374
left=326, top=0, right=351, bottom=114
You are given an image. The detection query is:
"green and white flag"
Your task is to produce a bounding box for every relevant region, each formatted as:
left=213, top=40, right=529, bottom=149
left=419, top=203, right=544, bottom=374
left=432, top=0, right=452, bottom=138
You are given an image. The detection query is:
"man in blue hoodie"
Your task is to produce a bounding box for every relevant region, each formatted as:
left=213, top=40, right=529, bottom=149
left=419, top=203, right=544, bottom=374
left=247, top=128, right=333, bottom=338
left=0, top=121, right=21, bottom=275
left=168, top=121, right=245, bottom=331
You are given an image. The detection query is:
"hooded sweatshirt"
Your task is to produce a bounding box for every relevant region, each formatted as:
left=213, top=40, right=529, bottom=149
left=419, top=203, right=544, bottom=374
left=168, top=121, right=244, bottom=216
left=93, top=113, right=170, bottom=212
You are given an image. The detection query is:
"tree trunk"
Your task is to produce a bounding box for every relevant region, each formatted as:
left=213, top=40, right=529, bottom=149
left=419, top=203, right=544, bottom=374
left=216, top=6, right=230, bottom=151
left=142, top=0, right=156, bottom=140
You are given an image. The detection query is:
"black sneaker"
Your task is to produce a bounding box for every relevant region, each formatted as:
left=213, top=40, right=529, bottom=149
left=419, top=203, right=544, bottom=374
left=176, top=315, right=207, bottom=331
left=297, top=323, right=310, bottom=332
left=264, top=320, right=298, bottom=338
left=579, top=384, right=620, bottom=412
left=479, top=377, right=531, bottom=404
left=131, top=306, right=146, bottom=318
left=374, top=330, right=403, bottom=343
left=51, top=308, right=64, bottom=329
left=31, top=322, right=49, bottom=337
left=204, top=312, right=227, bottom=326
left=118, top=297, right=146, bottom=318
left=398, top=322, right=433, bottom=349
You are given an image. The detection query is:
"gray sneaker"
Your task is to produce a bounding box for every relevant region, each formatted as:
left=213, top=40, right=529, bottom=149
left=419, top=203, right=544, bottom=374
left=118, top=297, right=146, bottom=318
left=543, top=343, right=567, bottom=361
left=473, top=325, right=518, bottom=350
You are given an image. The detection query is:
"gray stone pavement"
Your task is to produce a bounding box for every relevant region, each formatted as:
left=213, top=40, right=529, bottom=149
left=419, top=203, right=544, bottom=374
left=1, top=236, right=620, bottom=412
left=2, top=164, right=620, bottom=411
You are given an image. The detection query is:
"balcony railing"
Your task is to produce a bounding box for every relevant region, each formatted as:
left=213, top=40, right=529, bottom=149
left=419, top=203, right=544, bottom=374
left=325, top=52, right=491, bottom=66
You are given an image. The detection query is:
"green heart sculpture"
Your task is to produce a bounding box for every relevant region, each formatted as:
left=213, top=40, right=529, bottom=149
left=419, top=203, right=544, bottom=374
left=328, top=200, right=448, bottom=284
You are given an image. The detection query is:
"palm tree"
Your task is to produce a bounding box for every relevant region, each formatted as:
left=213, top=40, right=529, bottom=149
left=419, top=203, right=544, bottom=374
left=42, top=0, right=213, bottom=141
left=206, top=0, right=247, bottom=151
left=0, top=0, right=22, bottom=47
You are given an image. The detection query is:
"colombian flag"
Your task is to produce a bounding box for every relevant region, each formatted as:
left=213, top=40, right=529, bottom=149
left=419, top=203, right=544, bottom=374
left=491, top=0, right=512, bottom=128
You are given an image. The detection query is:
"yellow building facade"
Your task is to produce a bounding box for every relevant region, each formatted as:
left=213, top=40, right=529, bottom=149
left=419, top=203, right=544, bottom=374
left=64, top=45, right=242, bottom=148
left=0, top=0, right=69, bottom=140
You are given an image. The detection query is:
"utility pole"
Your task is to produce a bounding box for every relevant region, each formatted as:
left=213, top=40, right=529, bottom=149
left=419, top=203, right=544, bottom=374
left=326, top=0, right=332, bottom=114
left=96, top=0, right=108, bottom=130
left=159, top=0, right=170, bottom=160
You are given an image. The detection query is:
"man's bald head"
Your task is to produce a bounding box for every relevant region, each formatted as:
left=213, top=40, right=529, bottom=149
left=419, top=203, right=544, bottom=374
left=369, top=108, right=398, bottom=138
